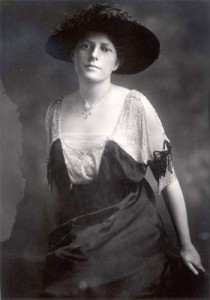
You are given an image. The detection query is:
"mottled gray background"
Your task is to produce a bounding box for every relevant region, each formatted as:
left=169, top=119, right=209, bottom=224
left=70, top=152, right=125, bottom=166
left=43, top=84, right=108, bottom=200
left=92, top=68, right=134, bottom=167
left=1, top=0, right=210, bottom=298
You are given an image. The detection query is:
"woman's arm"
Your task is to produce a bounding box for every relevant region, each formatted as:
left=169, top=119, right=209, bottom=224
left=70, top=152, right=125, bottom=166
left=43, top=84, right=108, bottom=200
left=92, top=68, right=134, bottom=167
left=140, top=94, right=205, bottom=275
left=162, top=179, right=205, bottom=275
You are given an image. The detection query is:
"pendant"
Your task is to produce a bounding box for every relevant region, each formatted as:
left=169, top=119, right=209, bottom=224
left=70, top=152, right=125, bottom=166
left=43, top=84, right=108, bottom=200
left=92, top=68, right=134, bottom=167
left=82, top=103, right=94, bottom=119
left=80, top=85, right=112, bottom=119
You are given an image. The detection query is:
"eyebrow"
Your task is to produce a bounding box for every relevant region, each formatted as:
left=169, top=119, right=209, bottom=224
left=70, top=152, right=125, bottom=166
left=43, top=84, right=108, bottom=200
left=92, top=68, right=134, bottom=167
left=82, top=39, right=113, bottom=47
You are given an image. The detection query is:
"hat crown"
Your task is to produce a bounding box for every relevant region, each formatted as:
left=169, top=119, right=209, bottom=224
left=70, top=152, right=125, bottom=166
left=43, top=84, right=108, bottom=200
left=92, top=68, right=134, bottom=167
left=71, top=3, right=132, bottom=22
left=60, top=3, right=134, bottom=33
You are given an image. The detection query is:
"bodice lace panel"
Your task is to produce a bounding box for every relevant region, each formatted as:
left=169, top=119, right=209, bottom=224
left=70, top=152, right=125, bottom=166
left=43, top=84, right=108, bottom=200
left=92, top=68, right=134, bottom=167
left=61, top=135, right=107, bottom=184
left=45, top=90, right=177, bottom=193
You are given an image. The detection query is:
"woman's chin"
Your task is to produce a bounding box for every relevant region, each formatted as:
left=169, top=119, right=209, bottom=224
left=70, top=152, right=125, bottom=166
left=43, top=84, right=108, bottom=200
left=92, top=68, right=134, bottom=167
left=79, top=73, right=107, bottom=83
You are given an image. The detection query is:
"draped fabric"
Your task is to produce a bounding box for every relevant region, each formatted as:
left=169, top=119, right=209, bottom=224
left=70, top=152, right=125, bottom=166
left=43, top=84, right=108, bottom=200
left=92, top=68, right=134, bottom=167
left=42, top=90, right=177, bottom=298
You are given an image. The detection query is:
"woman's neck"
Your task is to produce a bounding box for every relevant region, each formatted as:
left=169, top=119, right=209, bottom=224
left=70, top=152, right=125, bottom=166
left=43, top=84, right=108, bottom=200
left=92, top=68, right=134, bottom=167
left=78, top=79, right=112, bottom=106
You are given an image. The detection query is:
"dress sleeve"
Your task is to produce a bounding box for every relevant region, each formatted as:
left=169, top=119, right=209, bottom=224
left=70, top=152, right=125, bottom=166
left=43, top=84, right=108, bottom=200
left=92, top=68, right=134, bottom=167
left=140, top=95, right=177, bottom=193
left=45, top=99, right=61, bottom=158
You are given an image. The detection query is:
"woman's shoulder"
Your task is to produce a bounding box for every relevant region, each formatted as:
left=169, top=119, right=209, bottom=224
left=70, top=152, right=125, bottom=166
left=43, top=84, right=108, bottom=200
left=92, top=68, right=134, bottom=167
left=112, top=86, right=158, bottom=117
left=124, top=88, right=154, bottom=113
left=46, top=91, right=78, bottom=114
left=125, top=89, right=162, bottom=129
left=46, top=97, right=62, bottom=115
left=128, top=89, right=148, bottom=103
left=113, top=85, right=130, bottom=94
left=112, top=85, right=146, bottom=105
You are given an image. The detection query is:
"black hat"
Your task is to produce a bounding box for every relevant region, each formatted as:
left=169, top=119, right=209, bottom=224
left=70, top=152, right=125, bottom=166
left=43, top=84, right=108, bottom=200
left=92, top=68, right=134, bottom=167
left=45, top=3, right=160, bottom=74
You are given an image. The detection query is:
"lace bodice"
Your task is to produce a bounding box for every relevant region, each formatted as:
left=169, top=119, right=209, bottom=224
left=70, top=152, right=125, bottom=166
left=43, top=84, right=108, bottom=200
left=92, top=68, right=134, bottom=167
left=45, top=90, right=177, bottom=192
left=61, top=135, right=106, bottom=184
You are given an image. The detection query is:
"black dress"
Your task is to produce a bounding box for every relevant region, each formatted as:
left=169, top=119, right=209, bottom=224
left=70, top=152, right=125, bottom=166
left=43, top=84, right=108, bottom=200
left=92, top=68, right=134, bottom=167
left=43, top=90, right=176, bottom=298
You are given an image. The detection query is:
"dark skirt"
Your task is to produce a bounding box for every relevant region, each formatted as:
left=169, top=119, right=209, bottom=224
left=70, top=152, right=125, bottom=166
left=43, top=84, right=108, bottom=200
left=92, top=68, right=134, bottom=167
left=42, top=140, right=169, bottom=298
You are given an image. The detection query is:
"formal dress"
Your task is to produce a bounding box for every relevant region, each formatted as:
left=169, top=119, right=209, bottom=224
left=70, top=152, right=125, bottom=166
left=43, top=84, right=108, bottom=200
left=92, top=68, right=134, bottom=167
left=42, top=89, right=177, bottom=298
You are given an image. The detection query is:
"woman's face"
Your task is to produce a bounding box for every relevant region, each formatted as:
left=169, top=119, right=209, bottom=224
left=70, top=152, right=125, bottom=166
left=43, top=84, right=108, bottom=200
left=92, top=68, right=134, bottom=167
left=73, top=32, right=119, bottom=83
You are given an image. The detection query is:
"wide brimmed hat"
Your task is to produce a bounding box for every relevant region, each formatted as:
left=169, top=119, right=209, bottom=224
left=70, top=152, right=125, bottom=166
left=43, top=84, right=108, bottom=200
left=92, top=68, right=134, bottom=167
left=46, top=3, right=160, bottom=74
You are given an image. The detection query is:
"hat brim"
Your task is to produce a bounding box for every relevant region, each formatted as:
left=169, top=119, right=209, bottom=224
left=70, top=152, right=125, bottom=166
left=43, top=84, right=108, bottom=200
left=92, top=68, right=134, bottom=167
left=46, top=13, right=160, bottom=74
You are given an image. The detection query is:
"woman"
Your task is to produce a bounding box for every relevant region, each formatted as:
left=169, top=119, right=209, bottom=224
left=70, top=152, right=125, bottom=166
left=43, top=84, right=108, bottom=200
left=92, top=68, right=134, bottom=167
left=43, top=3, right=205, bottom=298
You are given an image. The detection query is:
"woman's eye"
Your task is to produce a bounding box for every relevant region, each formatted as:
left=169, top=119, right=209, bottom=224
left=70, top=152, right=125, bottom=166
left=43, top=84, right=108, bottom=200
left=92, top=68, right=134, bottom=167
left=102, top=47, right=112, bottom=52
left=80, top=43, right=91, bottom=49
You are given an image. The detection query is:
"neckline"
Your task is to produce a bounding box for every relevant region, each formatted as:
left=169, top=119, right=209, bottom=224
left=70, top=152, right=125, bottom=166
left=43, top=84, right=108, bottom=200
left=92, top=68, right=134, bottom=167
left=58, top=89, right=135, bottom=141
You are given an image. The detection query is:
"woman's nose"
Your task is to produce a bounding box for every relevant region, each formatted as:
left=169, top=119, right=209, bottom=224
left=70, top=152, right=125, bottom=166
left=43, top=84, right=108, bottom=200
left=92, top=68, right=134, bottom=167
left=90, top=46, right=99, bottom=60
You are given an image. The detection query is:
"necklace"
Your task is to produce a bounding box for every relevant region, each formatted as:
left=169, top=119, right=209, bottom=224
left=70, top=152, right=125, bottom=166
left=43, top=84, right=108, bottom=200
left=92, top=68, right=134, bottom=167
left=80, top=85, right=112, bottom=119
left=82, top=102, right=95, bottom=119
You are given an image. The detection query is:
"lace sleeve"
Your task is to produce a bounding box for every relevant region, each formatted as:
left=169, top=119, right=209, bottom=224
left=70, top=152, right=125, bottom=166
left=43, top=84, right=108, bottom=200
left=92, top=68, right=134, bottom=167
left=140, top=95, right=177, bottom=193
left=45, top=100, right=61, bottom=190
left=45, top=99, right=61, bottom=158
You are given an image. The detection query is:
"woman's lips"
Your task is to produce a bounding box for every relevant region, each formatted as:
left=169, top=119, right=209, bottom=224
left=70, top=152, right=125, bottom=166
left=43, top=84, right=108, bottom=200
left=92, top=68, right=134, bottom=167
left=85, top=64, right=101, bottom=69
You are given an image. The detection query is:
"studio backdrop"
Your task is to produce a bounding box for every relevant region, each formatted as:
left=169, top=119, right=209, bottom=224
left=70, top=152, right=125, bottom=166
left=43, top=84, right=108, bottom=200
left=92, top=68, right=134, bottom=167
left=1, top=0, right=210, bottom=298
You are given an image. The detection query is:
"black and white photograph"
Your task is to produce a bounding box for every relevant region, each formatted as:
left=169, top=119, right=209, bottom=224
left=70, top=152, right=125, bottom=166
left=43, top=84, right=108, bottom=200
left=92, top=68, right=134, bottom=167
left=1, top=0, right=210, bottom=299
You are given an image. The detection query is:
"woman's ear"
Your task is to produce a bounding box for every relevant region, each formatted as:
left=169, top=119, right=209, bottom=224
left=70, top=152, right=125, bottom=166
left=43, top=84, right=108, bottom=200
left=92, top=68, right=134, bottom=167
left=113, top=58, right=120, bottom=71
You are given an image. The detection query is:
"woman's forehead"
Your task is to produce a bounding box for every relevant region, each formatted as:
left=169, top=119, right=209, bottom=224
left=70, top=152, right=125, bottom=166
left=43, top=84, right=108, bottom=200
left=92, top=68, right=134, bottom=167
left=80, top=32, right=115, bottom=46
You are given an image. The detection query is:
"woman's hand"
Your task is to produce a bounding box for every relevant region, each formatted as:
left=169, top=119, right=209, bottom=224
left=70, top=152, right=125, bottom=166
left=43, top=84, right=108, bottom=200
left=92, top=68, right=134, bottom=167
left=162, top=181, right=205, bottom=276
left=180, top=244, right=205, bottom=275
